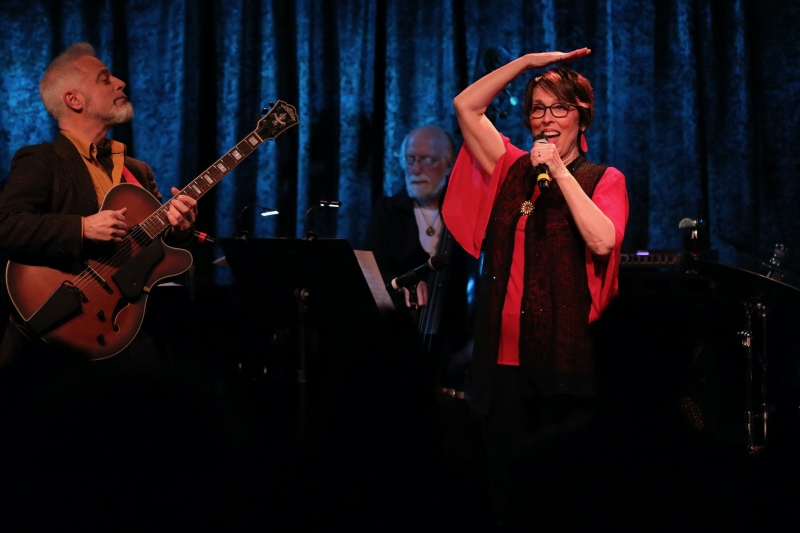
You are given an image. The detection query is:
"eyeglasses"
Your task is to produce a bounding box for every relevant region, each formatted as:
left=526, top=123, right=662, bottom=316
left=529, top=103, right=575, bottom=119
left=405, top=155, right=442, bottom=168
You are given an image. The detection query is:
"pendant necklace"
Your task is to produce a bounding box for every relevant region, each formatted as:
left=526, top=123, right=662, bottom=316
left=416, top=201, right=439, bottom=236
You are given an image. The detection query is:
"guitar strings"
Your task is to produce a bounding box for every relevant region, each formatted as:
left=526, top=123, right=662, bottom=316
left=69, top=125, right=270, bottom=292
left=74, top=194, right=179, bottom=277
left=31, top=113, right=298, bottom=355
left=72, top=171, right=216, bottom=291
left=71, top=197, right=182, bottom=291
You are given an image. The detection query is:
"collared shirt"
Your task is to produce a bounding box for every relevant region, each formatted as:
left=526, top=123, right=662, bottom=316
left=60, top=130, right=126, bottom=207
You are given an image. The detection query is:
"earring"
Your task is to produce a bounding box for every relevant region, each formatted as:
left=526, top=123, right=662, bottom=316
left=579, top=130, right=589, bottom=152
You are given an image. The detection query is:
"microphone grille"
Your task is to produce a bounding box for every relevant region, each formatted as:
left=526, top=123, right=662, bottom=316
left=429, top=253, right=449, bottom=271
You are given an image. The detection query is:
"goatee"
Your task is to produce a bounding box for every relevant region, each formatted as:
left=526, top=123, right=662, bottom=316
left=86, top=99, right=134, bottom=126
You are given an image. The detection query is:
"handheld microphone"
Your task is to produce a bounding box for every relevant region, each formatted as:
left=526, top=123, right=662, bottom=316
left=533, top=132, right=551, bottom=191
left=387, top=254, right=449, bottom=291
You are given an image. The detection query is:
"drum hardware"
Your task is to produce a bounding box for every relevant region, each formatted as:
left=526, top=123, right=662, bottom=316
left=689, top=258, right=800, bottom=451
left=721, top=239, right=799, bottom=280
left=738, top=301, right=773, bottom=451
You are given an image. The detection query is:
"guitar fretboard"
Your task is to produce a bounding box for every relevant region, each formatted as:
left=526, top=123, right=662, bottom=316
left=139, top=132, right=265, bottom=239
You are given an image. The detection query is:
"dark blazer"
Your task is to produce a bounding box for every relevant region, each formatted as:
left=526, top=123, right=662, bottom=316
left=363, top=189, right=431, bottom=286
left=0, top=133, right=162, bottom=262
left=363, top=188, right=479, bottom=382
left=0, top=134, right=176, bottom=367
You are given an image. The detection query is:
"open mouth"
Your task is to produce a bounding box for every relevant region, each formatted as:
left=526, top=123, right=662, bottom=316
left=543, top=131, right=560, bottom=143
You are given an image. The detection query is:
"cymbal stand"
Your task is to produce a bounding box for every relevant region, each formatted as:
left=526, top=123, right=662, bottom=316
left=739, top=301, right=755, bottom=451
left=739, top=298, right=771, bottom=451
left=294, top=287, right=309, bottom=447
left=294, top=287, right=310, bottom=384
left=757, top=302, right=770, bottom=445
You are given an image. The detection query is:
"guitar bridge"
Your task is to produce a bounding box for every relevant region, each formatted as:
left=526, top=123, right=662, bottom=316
left=84, top=264, right=113, bottom=294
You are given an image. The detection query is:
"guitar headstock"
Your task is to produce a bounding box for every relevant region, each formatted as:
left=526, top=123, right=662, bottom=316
left=256, top=100, right=299, bottom=141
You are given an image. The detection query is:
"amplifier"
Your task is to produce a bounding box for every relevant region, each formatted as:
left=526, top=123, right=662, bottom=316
left=620, top=249, right=718, bottom=269
left=620, top=250, right=685, bottom=268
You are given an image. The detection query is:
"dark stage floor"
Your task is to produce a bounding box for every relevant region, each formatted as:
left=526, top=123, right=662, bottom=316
left=2, top=280, right=800, bottom=529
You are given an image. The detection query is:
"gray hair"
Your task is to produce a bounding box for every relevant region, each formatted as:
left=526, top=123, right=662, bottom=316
left=39, top=42, right=97, bottom=120
left=398, top=125, right=455, bottom=168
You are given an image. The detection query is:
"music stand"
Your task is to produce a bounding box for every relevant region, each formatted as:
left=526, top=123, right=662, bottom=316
left=218, top=238, right=378, bottom=382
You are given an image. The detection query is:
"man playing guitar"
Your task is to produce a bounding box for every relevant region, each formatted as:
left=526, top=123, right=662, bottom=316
left=0, top=42, right=197, bottom=369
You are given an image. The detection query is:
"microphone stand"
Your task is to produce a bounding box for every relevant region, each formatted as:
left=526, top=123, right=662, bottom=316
left=303, top=200, right=341, bottom=238
left=294, top=287, right=309, bottom=448
left=236, top=204, right=279, bottom=239
left=407, top=282, right=421, bottom=323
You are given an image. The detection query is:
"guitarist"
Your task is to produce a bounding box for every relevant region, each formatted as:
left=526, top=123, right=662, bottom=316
left=0, top=42, right=197, bottom=370
left=364, top=125, right=478, bottom=397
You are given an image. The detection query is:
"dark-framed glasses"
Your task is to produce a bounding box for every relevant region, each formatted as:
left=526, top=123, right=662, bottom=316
left=529, top=103, right=575, bottom=119
left=405, top=155, right=441, bottom=168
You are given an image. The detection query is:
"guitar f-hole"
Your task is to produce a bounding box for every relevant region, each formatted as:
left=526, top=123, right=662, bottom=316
left=110, top=297, right=130, bottom=333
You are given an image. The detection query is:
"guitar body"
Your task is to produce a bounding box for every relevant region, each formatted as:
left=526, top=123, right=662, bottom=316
left=6, top=184, right=193, bottom=360
left=4, top=100, right=299, bottom=360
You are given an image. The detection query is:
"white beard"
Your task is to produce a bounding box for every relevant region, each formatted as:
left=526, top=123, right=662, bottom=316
left=86, top=96, right=134, bottom=126
left=406, top=174, right=448, bottom=206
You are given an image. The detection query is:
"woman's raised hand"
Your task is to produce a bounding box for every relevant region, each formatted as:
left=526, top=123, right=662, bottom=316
left=527, top=48, right=591, bottom=70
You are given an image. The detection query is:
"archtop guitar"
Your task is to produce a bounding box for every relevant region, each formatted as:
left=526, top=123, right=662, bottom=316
left=6, top=101, right=298, bottom=360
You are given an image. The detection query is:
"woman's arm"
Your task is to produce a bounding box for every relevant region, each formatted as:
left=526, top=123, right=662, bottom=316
left=452, top=48, right=591, bottom=176
left=559, top=169, right=617, bottom=258
left=533, top=146, right=617, bottom=259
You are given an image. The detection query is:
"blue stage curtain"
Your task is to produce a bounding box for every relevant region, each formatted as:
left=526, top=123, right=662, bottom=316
left=1, top=0, right=799, bottom=284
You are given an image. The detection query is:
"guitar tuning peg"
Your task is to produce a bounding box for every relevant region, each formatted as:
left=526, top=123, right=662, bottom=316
left=255, top=113, right=262, bottom=122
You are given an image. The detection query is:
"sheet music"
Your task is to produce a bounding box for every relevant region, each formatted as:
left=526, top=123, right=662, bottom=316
left=212, top=255, right=229, bottom=267
left=354, top=250, right=395, bottom=311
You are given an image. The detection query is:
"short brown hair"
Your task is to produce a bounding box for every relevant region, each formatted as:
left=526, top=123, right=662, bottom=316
left=523, top=67, right=594, bottom=132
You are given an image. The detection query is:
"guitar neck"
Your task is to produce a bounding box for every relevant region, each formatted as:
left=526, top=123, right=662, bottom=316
left=140, top=130, right=266, bottom=239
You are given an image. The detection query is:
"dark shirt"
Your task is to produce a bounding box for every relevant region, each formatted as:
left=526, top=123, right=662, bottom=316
left=364, top=189, right=479, bottom=387
left=364, top=189, right=431, bottom=287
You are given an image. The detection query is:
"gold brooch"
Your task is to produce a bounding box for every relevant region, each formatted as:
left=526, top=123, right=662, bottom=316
left=520, top=201, right=534, bottom=216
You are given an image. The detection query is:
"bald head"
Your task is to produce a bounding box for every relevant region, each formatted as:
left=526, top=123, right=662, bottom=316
left=402, top=125, right=454, bottom=207
left=401, top=125, right=454, bottom=167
